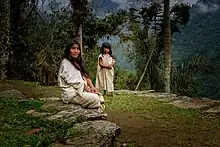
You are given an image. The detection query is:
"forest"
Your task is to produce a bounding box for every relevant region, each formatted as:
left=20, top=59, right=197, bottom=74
left=1, top=0, right=219, bottom=99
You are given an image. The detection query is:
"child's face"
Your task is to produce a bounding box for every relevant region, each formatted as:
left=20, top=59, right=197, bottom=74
left=104, top=47, right=110, bottom=54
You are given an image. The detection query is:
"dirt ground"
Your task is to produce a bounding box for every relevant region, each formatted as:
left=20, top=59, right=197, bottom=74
left=106, top=110, right=220, bottom=147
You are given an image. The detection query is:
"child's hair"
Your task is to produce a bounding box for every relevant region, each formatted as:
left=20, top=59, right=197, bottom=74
left=100, top=42, right=115, bottom=59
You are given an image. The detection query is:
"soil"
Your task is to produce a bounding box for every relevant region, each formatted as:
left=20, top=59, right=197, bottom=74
left=106, top=110, right=220, bottom=147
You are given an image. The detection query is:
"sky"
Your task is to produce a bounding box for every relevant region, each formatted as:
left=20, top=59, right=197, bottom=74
left=39, top=0, right=199, bottom=12
left=38, top=0, right=200, bottom=68
left=182, top=0, right=198, bottom=4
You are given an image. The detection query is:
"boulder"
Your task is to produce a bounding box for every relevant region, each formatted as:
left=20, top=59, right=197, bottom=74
left=205, top=105, right=220, bottom=114
left=0, top=89, right=26, bottom=99
left=25, top=98, right=121, bottom=146
left=63, top=120, right=121, bottom=147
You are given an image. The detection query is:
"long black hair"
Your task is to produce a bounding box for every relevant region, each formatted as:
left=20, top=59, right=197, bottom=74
left=100, top=42, right=115, bottom=59
left=64, top=38, right=90, bottom=77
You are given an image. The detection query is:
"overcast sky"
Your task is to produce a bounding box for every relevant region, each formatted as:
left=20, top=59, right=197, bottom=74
left=39, top=0, right=199, bottom=12
left=183, top=0, right=198, bottom=4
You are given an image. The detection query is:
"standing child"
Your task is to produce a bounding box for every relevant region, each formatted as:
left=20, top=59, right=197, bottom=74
left=95, top=42, right=115, bottom=96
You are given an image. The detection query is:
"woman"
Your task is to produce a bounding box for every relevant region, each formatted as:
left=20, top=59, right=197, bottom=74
left=58, top=39, right=105, bottom=114
left=95, top=42, right=115, bottom=96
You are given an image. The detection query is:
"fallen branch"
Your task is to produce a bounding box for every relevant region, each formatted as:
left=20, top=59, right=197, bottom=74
left=36, top=54, right=47, bottom=67
left=135, top=46, right=155, bottom=91
left=135, top=36, right=157, bottom=91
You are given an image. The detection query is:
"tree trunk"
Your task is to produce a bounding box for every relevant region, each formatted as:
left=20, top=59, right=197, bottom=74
left=135, top=33, right=156, bottom=91
left=163, top=0, right=171, bottom=93
left=0, top=0, right=10, bottom=80
left=135, top=46, right=155, bottom=91
left=79, top=24, right=83, bottom=56
left=69, top=0, right=84, bottom=56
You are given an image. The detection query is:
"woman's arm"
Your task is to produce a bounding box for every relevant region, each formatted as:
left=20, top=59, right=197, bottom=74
left=85, top=77, right=100, bottom=94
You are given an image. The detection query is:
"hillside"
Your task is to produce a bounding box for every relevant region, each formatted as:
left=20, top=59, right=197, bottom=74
left=173, top=0, right=220, bottom=99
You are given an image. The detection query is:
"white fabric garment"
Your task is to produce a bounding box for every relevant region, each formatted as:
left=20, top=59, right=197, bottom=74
left=58, top=58, right=85, bottom=103
left=95, top=54, right=115, bottom=92
left=58, top=59, right=104, bottom=110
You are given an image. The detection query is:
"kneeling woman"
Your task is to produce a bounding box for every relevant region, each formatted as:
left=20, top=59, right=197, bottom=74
left=58, top=39, right=105, bottom=114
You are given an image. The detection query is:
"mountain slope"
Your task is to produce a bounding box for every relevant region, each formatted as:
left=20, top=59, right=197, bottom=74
left=172, top=0, right=220, bottom=99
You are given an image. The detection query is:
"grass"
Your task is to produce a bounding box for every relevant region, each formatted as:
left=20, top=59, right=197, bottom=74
left=105, top=94, right=220, bottom=146
left=0, top=97, right=74, bottom=147
left=0, top=80, right=220, bottom=147
left=0, top=80, right=61, bottom=98
left=106, top=94, right=201, bottom=121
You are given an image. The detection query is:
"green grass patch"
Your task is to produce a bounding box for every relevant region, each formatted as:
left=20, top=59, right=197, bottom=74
left=105, top=94, right=219, bottom=124
left=0, top=80, right=61, bottom=98
left=0, top=97, right=72, bottom=146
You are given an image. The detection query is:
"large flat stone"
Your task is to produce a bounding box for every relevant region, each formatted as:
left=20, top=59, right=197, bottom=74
left=39, top=97, right=61, bottom=101
left=205, top=105, right=220, bottom=113
left=41, top=100, right=81, bottom=111
left=40, top=100, right=119, bottom=146
left=46, top=108, right=107, bottom=122
left=115, top=90, right=155, bottom=95
left=63, top=120, right=121, bottom=147
left=26, top=109, right=51, bottom=117
left=168, top=100, right=210, bottom=109
left=41, top=100, right=107, bottom=122
left=0, top=89, right=26, bottom=99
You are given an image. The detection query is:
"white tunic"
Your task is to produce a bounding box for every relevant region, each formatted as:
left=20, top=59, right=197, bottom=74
left=58, top=58, right=85, bottom=103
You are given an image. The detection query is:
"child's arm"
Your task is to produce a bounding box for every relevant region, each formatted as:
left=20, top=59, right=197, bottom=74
left=99, top=58, right=112, bottom=69
left=112, top=58, right=115, bottom=66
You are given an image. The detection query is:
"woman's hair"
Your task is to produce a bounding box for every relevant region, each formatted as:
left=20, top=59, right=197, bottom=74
left=64, top=38, right=89, bottom=77
left=101, top=42, right=113, bottom=56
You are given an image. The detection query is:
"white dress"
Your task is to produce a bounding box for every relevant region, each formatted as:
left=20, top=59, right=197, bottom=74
left=95, top=54, right=115, bottom=92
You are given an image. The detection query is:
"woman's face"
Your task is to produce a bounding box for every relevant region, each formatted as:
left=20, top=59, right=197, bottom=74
left=104, top=47, right=110, bottom=54
left=70, top=43, right=80, bottom=58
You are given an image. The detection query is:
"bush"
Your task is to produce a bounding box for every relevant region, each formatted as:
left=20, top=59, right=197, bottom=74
left=114, top=65, right=138, bottom=90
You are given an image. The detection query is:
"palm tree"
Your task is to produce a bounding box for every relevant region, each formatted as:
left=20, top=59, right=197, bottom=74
left=69, top=0, right=89, bottom=55
left=163, top=0, right=171, bottom=93
left=0, top=0, right=10, bottom=80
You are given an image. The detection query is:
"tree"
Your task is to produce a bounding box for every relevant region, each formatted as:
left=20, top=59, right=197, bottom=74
left=171, top=56, right=215, bottom=96
left=0, top=0, right=10, bottom=80
left=127, top=1, right=190, bottom=91
left=163, top=0, right=171, bottom=93
left=69, top=0, right=90, bottom=55
left=0, top=0, right=130, bottom=85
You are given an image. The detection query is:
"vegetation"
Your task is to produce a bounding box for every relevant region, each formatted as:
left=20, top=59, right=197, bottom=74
left=1, top=0, right=220, bottom=146
left=0, top=81, right=220, bottom=146
left=0, top=0, right=219, bottom=98
left=0, top=97, right=73, bottom=146
left=126, top=1, right=192, bottom=92
left=173, top=0, right=220, bottom=99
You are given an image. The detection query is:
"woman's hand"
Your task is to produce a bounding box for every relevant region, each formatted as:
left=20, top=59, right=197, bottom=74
left=84, top=84, right=91, bottom=92
left=84, top=77, right=101, bottom=95
left=91, top=87, right=101, bottom=95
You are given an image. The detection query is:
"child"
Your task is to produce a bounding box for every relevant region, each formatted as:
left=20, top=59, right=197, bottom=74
left=95, top=42, right=115, bottom=96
